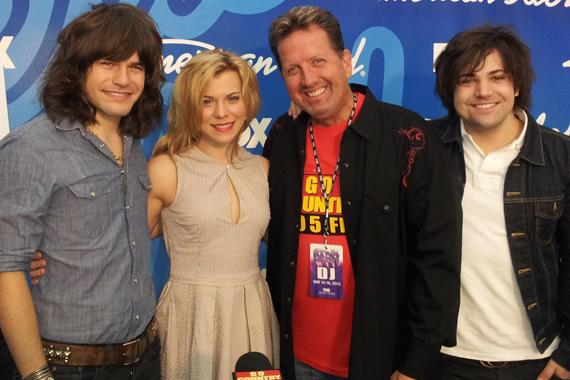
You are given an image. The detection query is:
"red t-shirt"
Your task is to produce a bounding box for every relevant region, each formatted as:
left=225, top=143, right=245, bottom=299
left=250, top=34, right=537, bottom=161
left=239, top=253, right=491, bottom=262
left=292, top=93, right=364, bottom=377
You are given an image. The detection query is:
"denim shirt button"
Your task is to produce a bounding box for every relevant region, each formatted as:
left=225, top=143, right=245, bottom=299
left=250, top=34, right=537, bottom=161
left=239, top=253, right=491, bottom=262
left=90, top=192, right=96, bottom=198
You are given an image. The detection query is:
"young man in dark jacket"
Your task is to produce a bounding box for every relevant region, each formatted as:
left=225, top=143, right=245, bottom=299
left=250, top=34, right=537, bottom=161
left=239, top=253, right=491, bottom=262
left=431, top=25, right=570, bottom=380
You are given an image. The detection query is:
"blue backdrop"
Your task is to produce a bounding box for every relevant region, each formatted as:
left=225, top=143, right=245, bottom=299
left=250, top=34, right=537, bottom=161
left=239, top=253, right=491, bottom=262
left=1, top=0, right=569, bottom=297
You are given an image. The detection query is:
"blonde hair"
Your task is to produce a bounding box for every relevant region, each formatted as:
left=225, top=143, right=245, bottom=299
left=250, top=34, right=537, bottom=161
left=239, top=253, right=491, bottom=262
left=153, top=48, right=261, bottom=160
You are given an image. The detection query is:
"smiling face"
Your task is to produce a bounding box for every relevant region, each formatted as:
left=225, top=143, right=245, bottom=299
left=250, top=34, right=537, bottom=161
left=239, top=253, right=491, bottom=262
left=278, top=25, right=354, bottom=127
left=454, top=50, right=520, bottom=137
left=195, top=70, right=246, bottom=156
left=84, top=52, right=145, bottom=129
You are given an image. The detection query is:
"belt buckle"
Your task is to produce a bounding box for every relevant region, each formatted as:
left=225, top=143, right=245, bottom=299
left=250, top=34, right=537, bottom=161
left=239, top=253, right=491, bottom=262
left=480, top=360, right=508, bottom=368
left=123, top=338, right=141, bottom=365
left=43, top=344, right=72, bottom=364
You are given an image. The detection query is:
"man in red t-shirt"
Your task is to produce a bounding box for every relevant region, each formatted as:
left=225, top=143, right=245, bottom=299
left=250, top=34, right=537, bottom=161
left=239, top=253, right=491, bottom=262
left=264, top=5, right=461, bottom=380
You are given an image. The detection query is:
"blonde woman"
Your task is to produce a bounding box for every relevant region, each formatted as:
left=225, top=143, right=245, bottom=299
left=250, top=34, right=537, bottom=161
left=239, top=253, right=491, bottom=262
left=148, top=49, right=279, bottom=379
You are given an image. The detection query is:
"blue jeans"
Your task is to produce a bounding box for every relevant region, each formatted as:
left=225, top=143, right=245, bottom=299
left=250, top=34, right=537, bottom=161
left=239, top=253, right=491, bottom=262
left=294, top=359, right=347, bottom=380
left=48, top=338, right=160, bottom=380
left=435, top=354, right=559, bottom=380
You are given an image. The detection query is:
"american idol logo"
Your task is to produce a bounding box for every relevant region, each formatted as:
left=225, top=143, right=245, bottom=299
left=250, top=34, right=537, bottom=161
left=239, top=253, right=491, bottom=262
left=162, top=39, right=278, bottom=79
left=158, top=39, right=278, bottom=152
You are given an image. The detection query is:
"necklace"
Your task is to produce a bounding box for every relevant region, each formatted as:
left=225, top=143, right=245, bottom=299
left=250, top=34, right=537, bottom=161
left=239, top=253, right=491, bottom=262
left=85, top=125, right=124, bottom=166
left=308, top=92, right=358, bottom=248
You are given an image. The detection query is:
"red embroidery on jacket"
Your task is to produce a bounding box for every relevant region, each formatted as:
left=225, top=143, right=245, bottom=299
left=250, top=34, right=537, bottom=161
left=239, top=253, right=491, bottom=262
left=398, top=127, right=425, bottom=187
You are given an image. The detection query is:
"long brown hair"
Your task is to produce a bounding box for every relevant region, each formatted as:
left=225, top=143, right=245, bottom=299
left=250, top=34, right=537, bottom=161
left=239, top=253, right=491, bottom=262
left=39, top=3, right=165, bottom=139
left=153, top=49, right=260, bottom=161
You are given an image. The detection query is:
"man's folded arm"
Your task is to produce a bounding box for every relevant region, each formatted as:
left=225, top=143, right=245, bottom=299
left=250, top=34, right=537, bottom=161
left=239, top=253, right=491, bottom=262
left=0, top=133, right=57, bottom=377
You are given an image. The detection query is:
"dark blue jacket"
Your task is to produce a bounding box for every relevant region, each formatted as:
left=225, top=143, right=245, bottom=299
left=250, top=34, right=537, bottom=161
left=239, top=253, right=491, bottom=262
left=429, top=114, right=570, bottom=370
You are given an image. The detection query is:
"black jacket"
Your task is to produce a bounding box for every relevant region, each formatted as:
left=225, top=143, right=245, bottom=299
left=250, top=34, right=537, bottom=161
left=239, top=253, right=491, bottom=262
left=263, top=85, right=462, bottom=379
left=429, top=114, right=570, bottom=371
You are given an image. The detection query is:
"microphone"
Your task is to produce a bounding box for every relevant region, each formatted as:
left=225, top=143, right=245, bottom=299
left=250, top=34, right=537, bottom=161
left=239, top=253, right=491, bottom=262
left=233, top=352, right=283, bottom=380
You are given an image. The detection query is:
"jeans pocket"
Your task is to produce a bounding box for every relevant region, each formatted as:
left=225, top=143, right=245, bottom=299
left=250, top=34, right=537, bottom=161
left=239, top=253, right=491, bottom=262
left=50, top=364, right=98, bottom=380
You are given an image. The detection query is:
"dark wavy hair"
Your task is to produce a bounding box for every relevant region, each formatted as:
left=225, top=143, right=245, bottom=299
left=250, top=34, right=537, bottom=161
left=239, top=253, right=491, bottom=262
left=434, top=25, right=535, bottom=120
left=269, top=6, right=344, bottom=72
left=39, top=3, right=165, bottom=139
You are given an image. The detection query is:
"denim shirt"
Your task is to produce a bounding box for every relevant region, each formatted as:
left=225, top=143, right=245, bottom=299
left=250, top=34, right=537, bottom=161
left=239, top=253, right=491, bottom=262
left=0, top=114, right=156, bottom=344
left=429, top=114, right=570, bottom=370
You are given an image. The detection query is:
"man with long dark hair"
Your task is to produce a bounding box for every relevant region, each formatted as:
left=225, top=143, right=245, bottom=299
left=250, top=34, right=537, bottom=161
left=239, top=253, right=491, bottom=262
left=431, top=25, right=570, bottom=380
left=0, top=4, right=164, bottom=379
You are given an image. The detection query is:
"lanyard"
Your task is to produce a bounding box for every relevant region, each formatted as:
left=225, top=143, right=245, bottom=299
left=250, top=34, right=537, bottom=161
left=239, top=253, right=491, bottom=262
left=308, top=93, right=358, bottom=248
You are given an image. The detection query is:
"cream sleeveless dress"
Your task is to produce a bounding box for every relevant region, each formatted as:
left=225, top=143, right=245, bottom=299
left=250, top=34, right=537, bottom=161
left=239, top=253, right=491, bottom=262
left=156, top=146, right=279, bottom=379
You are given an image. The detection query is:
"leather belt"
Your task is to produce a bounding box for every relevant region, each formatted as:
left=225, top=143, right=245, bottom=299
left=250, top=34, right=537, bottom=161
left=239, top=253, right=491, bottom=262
left=41, top=317, right=158, bottom=366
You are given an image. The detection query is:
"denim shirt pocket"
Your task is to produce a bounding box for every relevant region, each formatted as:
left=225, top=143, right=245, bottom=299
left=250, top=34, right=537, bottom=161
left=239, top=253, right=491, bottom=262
left=535, top=199, right=564, bottom=244
left=67, top=178, right=112, bottom=239
left=138, top=173, right=152, bottom=192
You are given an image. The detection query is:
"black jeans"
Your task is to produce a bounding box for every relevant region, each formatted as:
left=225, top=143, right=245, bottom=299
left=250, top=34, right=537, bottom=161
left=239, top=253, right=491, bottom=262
left=49, top=338, right=160, bottom=380
left=435, top=354, right=562, bottom=380
left=0, top=337, right=17, bottom=380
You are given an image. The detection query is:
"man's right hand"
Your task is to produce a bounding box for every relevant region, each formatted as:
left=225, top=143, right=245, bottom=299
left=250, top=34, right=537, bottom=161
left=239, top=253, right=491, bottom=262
left=29, top=251, right=46, bottom=286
